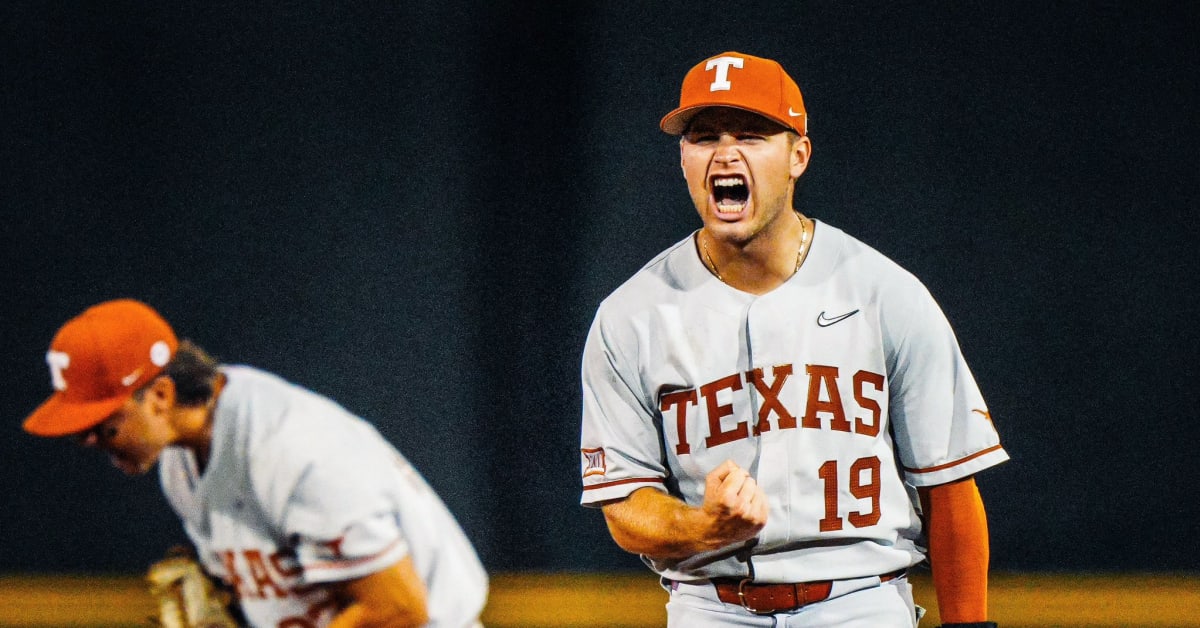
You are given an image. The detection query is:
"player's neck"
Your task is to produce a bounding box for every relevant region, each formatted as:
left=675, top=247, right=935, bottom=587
left=175, top=373, right=225, bottom=474
left=699, top=212, right=811, bottom=295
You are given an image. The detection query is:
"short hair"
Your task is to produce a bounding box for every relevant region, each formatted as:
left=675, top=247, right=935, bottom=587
left=162, top=340, right=221, bottom=406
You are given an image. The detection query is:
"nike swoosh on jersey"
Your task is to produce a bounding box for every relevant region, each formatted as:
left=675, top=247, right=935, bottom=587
left=816, top=309, right=860, bottom=327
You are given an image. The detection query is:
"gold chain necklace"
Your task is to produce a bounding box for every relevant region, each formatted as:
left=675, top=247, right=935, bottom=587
left=702, top=214, right=810, bottom=284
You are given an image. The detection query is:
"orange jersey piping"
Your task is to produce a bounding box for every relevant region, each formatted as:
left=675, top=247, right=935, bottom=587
left=905, top=444, right=1004, bottom=474
left=582, top=477, right=664, bottom=491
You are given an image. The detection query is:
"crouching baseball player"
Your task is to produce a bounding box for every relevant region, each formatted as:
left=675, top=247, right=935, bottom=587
left=23, top=299, right=488, bottom=627
left=579, top=51, right=1008, bottom=627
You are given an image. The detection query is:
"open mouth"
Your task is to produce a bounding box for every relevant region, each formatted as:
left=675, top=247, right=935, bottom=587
left=712, top=175, right=749, bottom=213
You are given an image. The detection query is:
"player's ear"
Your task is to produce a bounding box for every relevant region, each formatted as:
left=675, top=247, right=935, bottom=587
left=679, top=138, right=687, bottom=176
left=143, top=375, right=178, bottom=414
left=790, top=134, right=811, bottom=179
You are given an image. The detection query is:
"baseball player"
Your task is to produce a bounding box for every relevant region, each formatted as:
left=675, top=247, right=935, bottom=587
left=579, top=52, right=1008, bottom=627
left=23, top=299, right=488, bottom=628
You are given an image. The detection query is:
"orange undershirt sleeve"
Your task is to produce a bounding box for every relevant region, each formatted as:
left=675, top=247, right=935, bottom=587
left=917, top=476, right=990, bottom=624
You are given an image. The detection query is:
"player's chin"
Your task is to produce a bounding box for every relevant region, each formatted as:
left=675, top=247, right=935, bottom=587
left=706, top=207, right=756, bottom=241
left=109, top=452, right=154, bottom=476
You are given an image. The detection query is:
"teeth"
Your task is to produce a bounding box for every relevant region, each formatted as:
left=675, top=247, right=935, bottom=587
left=713, top=175, right=747, bottom=214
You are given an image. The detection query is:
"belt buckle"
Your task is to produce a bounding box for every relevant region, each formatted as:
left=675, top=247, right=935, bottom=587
left=736, top=578, right=771, bottom=615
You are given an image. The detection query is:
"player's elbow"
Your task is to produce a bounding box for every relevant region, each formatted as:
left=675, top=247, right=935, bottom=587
left=602, top=499, right=663, bottom=557
left=604, top=515, right=653, bottom=556
left=601, top=494, right=699, bottom=560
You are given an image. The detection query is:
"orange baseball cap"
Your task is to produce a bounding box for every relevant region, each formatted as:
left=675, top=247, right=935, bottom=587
left=23, top=299, right=178, bottom=437
left=660, top=51, right=807, bottom=136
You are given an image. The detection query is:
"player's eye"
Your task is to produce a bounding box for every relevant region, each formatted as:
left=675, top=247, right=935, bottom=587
left=75, top=416, right=121, bottom=444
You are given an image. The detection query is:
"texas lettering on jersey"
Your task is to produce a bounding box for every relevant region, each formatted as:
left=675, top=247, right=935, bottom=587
left=215, top=546, right=340, bottom=627
left=659, top=362, right=884, bottom=455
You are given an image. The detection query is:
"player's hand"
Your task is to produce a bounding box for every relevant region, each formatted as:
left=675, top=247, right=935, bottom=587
left=699, top=460, right=769, bottom=549
left=146, top=546, right=242, bottom=628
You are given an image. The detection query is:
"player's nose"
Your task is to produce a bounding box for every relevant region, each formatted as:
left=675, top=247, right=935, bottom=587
left=713, top=135, right=741, bottom=164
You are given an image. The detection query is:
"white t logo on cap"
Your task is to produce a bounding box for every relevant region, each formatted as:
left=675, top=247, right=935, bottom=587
left=706, top=56, right=744, bottom=92
left=47, top=350, right=70, bottom=391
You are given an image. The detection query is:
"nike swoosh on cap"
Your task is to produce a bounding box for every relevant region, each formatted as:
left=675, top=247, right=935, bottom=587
left=788, top=108, right=803, bottom=117
left=121, top=369, right=143, bottom=387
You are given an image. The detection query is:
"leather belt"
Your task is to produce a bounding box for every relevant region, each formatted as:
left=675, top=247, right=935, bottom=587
left=710, top=569, right=906, bottom=615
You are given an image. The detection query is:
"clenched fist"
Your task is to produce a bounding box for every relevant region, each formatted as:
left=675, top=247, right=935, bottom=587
left=699, top=459, right=769, bottom=548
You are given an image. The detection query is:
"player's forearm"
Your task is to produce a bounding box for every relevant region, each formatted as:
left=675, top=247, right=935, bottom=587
left=601, top=487, right=732, bottom=559
left=919, top=477, right=991, bottom=624
left=327, top=557, right=430, bottom=628
left=327, top=602, right=428, bottom=628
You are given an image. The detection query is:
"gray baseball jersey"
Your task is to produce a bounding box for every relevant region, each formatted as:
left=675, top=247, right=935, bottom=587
left=160, top=366, right=487, bottom=627
left=580, top=220, right=1008, bottom=584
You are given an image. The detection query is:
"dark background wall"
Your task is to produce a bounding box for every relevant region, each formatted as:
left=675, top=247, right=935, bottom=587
left=2, top=1, right=1196, bottom=574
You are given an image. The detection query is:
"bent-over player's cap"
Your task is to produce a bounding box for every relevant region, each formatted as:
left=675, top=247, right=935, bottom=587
left=23, top=299, right=178, bottom=437
left=660, top=51, right=807, bottom=136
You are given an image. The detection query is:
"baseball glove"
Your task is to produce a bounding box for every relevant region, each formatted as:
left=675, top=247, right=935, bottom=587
left=146, top=547, right=241, bottom=628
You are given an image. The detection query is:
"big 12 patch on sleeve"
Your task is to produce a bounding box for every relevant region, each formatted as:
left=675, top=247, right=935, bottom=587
left=581, top=447, right=606, bottom=478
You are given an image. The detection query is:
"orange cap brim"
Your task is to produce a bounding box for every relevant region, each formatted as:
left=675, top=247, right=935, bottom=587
left=660, top=103, right=800, bottom=136
left=22, top=393, right=130, bottom=437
